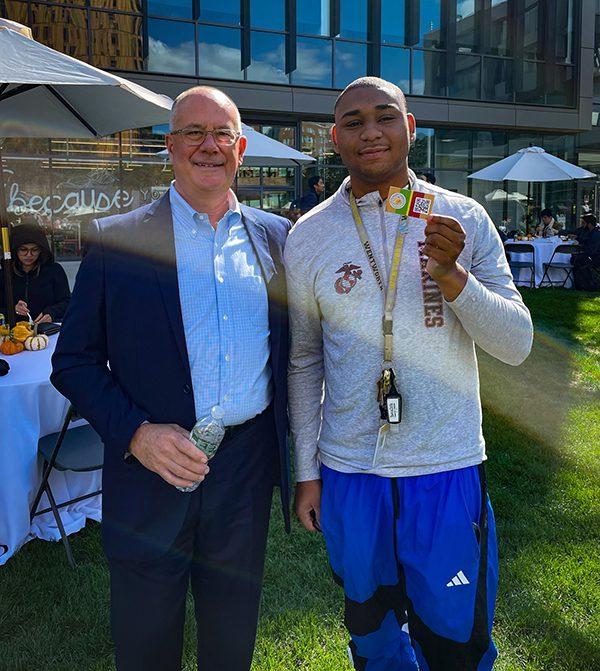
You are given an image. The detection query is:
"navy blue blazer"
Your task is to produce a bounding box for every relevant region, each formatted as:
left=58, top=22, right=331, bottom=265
left=51, top=194, right=290, bottom=560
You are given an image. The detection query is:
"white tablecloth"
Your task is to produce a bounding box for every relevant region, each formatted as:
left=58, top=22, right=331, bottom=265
left=505, top=238, right=578, bottom=288
left=0, top=334, right=101, bottom=565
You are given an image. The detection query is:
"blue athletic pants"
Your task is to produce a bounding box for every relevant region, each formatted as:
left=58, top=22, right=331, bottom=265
left=320, top=464, right=498, bottom=671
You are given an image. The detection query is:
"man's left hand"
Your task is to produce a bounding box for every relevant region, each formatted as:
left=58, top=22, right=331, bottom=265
left=33, top=313, right=52, bottom=324
left=423, top=215, right=468, bottom=302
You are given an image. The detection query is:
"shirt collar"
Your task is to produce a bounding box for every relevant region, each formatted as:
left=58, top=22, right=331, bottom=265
left=169, top=182, right=241, bottom=231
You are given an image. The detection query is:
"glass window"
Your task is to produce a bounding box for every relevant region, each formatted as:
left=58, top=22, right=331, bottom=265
left=147, top=0, right=192, bottom=18
left=257, top=125, right=296, bottom=147
left=199, top=26, right=243, bottom=80
left=90, top=1, right=142, bottom=9
left=555, top=0, right=575, bottom=64
left=542, top=133, right=575, bottom=162
left=381, top=46, right=410, bottom=93
left=298, top=0, right=330, bottom=37
left=508, top=132, right=543, bottom=155
left=472, top=131, right=508, bottom=171
left=251, top=0, right=286, bottom=31
left=546, top=66, right=575, bottom=107
left=409, top=128, right=435, bottom=170
left=515, top=61, right=544, bottom=104
left=247, top=32, right=287, bottom=84
left=412, top=50, right=445, bottom=96
left=90, top=12, right=144, bottom=71
left=340, top=0, right=367, bottom=41
left=448, top=54, right=480, bottom=99
left=521, top=0, right=543, bottom=60
left=301, top=121, right=335, bottom=158
left=433, top=170, right=469, bottom=195
left=483, top=57, right=513, bottom=102
left=262, top=190, right=296, bottom=212
left=237, top=167, right=262, bottom=186
left=420, top=1, right=443, bottom=49
left=199, top=0, right=240, bottom=25
left=147, top=19, right=195, bottom=76
left=30, top=4, right=88, bottom=61
left=261, top=167, right=295, bottom=187
left=1, top=1, right=28, bottom=24
left=456, top=0, right=479, bottom=53
left=335, top=41, right=366, bottom=89
left=381, top=0, right=405, bottom=45
left=489, top=0, right=510, bottom=56
left=435, top=130, right=470, bottom=170
left=293, top=37, right=333, bottom=88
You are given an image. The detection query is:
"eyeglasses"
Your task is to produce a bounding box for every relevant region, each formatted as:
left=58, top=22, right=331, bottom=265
left=169, top=127, right=242, bottom=147
left=17, top=246, right=41, bottom=256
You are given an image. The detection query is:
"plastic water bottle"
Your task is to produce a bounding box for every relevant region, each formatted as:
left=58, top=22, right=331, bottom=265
left=176, top=405, right=226, bottom=493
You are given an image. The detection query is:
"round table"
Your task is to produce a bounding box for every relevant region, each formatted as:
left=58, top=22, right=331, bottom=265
left=505, top=237, right=579, bottom=288
left=0, top=334, right=101, bottom=565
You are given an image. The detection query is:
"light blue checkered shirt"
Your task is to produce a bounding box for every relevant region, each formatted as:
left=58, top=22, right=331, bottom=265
left=170, top=184, right=272, bottom=426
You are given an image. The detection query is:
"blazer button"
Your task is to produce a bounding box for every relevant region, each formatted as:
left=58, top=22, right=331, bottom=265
left=183, top=383, right=192, bottom=394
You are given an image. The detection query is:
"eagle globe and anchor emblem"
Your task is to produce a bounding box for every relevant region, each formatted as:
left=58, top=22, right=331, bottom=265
left=334, top=262, right=363, bottom=294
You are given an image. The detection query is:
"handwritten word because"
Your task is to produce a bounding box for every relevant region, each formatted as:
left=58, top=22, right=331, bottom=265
left=8, top=182, right=135, bottom=217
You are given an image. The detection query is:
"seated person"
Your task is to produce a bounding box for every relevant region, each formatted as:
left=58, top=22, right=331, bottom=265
left=536, top=208, right=560, bottom=237
left=573, top=214, right=600, bottom=291
left=0, top=222, right=71, bottom=323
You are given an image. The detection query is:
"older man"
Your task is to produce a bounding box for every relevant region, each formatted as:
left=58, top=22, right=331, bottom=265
left=51, top=87, right=290, bottom=671
left=286, top=78, right=533, bottom=670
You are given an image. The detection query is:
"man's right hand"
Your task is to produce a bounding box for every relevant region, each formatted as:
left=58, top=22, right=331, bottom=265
left=129, top=422, right=209, bottom=489
left=295, top=479, right=322, bottom=532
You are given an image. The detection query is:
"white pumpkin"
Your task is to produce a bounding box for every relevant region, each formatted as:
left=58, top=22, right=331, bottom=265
left=24, top=333, right=49, bottom=351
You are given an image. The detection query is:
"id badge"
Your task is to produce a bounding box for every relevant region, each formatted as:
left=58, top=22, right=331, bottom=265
left=382, top=369, right=402, bottom=424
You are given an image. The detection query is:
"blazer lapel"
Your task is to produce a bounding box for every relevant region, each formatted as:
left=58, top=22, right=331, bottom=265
left=142, top=193, right=190, bottom=374
left=240, top=205, right=276, bottom=285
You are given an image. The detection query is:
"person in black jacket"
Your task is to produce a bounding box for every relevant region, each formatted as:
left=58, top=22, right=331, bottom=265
left=299, top=174, right=325, bottom=214
left=0, top=222, right=71, bottom=323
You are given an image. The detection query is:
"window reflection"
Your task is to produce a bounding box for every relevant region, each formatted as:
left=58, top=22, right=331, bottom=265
left=412, top=50, right=445, bottom=97
left=521, top=0, right=543, bottom=60
left=30, top=3, right=88, bottom=61
left=410, top=128, right=435, bottom=170
left=247, top=32, right=287, bottom=84
left=555, top=0, right=575, bottom=64
left=293, top=37, right=332, bottom=88
left=199, top=26, right=243, bottom=80
left=380, top=47, right=410, bottom=93
left=90, top=11, right=144, bottom=71
left=448, top=54, right=480, bottom=100
left=251, top=0, right=285, bottom=31
left=340, top=0, right=367, bottom=40
left=489, top=0, right=510, bottom=56
left=199, top=0, right=240, bottom=25
left=456, top=0, right=478, bottom=53
left=335, top=42, right=366, bottom=89
left=515, top=61, right=544, bottom=104
left=298, top=0, right=330, bottom=36
left=301, top=121, right=335, bottom=158
left=90, top=1, right=142, bottom=10
left=147, top=0, right=192, bottom=19
left=420, top=0, right=443, bottom=49
left=472, top=131, right=507, bottom=171
left=147, top=19, right=195, bottom=75
left=483, top=57, right=513, bottom=102
left=435, top=129, right=470, bottom=170
left=547, top=66, right=575, bottom=107
left=381, top=0, right=405, bottom=45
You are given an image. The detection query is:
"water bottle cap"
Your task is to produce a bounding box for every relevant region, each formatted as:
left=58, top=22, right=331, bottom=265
left=210, top=405, right=225, bottom=420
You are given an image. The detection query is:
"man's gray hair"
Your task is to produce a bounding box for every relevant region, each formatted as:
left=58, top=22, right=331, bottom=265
left=334, top=77, right=408, bottom=115
left=169, top=86, right=242, bottom=131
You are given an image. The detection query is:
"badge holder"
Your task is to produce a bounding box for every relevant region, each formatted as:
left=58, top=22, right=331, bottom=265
left=374, top=367, right=402, bottom=465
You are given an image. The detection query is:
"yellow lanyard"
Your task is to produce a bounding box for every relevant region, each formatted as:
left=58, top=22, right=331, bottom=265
left=349, top=192, right=407, bottom=363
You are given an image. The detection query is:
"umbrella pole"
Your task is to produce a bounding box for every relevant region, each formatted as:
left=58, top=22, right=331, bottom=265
left=526, top=182, right=531, bottom=236
left=0, top=139, right=16, bottom=328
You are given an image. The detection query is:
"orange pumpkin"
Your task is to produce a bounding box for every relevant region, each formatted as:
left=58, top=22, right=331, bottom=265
left=0, top=338, right=25, bottom=355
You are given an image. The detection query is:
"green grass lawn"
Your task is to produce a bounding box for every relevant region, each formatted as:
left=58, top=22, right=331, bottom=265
left=1, top=289, right=598, bottom=670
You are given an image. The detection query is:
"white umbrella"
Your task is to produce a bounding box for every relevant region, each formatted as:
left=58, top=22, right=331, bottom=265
left=469, top=146, right=596, bottom=234
left=157, top=123, right=316, bottom=167
left=0, top=18, right=173, bottom=325
left=0, top=19, right=171, bottom=137
left=484, top=189, right=528, bottom=203
left=469, top=146, right=595, bottom=182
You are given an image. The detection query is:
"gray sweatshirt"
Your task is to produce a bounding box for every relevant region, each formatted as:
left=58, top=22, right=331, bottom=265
left=285, top=173, right=533, bottom=482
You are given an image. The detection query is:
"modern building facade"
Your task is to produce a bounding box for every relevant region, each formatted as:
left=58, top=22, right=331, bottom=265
left=1, top=0, right=598, bottom=261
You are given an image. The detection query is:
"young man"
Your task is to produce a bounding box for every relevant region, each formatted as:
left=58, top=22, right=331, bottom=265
left=285, top=78, right=533, bottom=670
left=299, top=174, right=325, bottom=214
left=52, top=87, right=290, bottom=671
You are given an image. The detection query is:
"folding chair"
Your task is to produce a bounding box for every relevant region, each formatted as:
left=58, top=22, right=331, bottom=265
left=504, top=243, right=536, bottom=288
left=539, top=244, right=579, bottom=288
left=30, top=405, right=103, bottom=568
